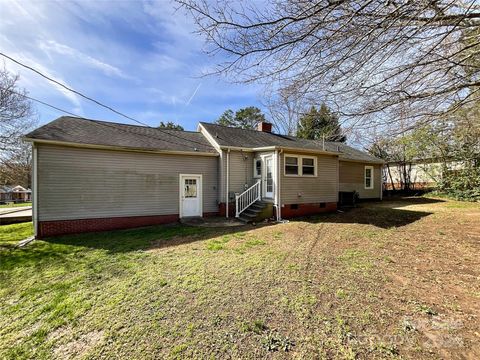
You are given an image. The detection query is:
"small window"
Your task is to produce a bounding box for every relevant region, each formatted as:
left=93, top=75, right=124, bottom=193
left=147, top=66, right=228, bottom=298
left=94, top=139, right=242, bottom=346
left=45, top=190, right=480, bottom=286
left=290, top=204, right=299, bottom=210
left=184, top=179, right=197, bottom=197
left=254, top=158, right=262, bottom=178
left=285, top=156, right=299, bottom=175
left=302, top=157, right=315, bottom=176
left=319, top=202, right=326, bottom=208
left=365, top=166, right=374, bottom=189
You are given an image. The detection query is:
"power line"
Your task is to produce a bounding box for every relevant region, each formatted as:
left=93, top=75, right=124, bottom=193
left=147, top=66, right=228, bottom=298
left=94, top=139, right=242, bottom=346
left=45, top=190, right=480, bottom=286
left=0, top=51, right=150, bottom=127
left=0, top=52, right=211, bottom=148
left=15, top=91, right=81, bottom=117
left=2, top=87, right=210, bottom=151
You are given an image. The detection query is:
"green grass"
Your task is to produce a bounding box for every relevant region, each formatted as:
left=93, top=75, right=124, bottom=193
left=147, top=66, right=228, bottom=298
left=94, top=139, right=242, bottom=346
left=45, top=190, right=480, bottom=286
left=0, top=202, right=32, bottom=208
left=1, top=197, right=479, bottom=359
left=0, top=222, right=33, bottom=249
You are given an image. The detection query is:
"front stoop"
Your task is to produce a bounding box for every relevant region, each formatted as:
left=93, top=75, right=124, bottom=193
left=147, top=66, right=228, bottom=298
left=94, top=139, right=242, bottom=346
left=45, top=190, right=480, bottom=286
left=238, top=201, right=273, bottom=223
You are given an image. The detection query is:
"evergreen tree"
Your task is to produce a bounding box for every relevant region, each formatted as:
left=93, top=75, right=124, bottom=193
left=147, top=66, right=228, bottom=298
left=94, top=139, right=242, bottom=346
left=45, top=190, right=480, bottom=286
left=215, top=106, right=266, bottom=129
left=158, top=121, right=184, bottom=131
left=296, top=104, right=346, bottom=142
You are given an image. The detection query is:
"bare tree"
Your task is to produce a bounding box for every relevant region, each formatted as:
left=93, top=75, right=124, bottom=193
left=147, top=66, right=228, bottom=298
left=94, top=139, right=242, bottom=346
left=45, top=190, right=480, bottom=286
left=263, top=87, right=305, bottom=135
left=0, top=66, right=35, bottom=152
left=0, top=66, right=36, bottom=186
left=178, top=0, right=480, bottom=133
left=0, top=141, right=32, bottom=187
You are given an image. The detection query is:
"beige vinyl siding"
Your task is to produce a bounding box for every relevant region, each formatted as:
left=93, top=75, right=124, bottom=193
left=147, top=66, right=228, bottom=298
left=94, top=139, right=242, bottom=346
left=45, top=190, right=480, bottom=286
left=219, top=150, right=254, bottom=201
left=281, top=153, right=338, bottom=204
left=37, top=144, right=218, bottom=221
left=339, top=161, right=382, bottom=199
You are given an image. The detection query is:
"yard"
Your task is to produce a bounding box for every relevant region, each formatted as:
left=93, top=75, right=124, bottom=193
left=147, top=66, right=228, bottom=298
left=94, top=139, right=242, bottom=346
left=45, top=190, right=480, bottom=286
left=0, top=202, right=32, bottom=209
left=0, top=197, right=479, bottom=359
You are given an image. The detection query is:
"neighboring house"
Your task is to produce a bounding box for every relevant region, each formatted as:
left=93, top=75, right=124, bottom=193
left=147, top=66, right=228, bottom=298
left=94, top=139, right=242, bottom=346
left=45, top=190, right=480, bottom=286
left=384, top=158, right=464, bottom=190
left=24, top=117, right=383, bottom=238
left=0, top=185, right=32, bottom=203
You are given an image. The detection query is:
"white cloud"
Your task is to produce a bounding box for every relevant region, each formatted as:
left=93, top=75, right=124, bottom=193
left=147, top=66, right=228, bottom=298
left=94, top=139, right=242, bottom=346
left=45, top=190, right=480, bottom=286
left=37, top=40, right=129, bottom=79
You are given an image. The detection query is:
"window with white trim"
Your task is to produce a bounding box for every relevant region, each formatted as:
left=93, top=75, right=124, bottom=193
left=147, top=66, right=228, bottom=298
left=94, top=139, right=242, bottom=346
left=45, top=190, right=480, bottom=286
left=253, top=158, right=262, bottom=178
left=364, top=166, right=374, bottom=189
left=302, top=157, right=315, bottom=175
left=284, top=155, right=317, bottom=176
left=285, top=156, right=299, bottom=175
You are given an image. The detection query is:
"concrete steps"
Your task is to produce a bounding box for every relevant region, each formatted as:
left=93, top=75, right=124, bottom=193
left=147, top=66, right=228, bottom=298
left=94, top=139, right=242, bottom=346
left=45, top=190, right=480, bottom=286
left=238, top=201, right=271, bottom=223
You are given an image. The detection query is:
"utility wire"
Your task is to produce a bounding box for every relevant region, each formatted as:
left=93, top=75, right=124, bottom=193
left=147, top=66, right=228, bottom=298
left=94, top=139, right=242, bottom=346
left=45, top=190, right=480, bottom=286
left=0, top=52, right=211, bottom=148
left=8, top=90, right=81, bottom=117
left=2, top=87, right=210, bottom=151
left=0, top=51, right=150, bottom=127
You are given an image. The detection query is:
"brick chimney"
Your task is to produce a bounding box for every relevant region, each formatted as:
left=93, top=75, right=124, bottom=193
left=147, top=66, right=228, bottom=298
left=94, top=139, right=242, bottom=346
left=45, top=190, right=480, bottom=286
left=257, top=121, right=272, bottom=133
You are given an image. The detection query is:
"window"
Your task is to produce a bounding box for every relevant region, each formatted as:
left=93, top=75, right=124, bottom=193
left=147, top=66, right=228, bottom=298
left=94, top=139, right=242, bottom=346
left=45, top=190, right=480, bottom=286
left=285, top=156, right=299, bottom=175
left=302, top=158, right=315, bottom=175
left=365, top=166, right=374, bottom=189
left=253, top=158, right=262, bottom=178
left=184, top=179, right=197, bottom=197
left=284, top=155, right=317, bottom=176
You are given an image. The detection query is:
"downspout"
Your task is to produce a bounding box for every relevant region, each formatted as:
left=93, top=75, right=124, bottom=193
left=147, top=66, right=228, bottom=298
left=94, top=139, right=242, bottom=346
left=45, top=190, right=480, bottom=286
left=276, top=149, right=283, bottom=221
left=226, top=148, right=230, bottom=218
left=380, top=165, right=383, bottom=200
left=32, top=143, right=38, bottom=238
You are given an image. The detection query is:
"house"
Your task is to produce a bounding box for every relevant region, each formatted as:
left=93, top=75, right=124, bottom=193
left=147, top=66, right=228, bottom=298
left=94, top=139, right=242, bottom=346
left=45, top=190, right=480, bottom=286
left=383, top=158, right=464, bottom=190
left=0, top=185, right=32, bottom=203
left=24, top=117, right=383, bottom=238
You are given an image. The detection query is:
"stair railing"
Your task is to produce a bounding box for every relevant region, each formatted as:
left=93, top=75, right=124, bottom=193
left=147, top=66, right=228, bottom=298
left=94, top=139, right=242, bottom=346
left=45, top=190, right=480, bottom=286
left=235, top=180, right=261, bottom=218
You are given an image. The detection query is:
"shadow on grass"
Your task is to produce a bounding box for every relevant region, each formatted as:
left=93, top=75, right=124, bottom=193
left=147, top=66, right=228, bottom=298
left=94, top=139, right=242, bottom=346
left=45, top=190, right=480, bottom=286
left=300, top=197, right=437, bottom=229
left=41, top=222, right=272, bottom=254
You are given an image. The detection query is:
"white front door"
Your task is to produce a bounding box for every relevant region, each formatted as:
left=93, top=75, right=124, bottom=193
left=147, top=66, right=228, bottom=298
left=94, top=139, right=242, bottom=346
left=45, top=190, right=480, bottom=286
left=263, top=156, right=274, bottom=198
left=180, top=174, right=202, bottom=217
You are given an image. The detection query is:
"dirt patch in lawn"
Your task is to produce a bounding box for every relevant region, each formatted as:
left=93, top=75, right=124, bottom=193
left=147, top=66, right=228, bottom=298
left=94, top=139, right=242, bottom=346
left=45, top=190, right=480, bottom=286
left=53, top=330, right=104, bottom=359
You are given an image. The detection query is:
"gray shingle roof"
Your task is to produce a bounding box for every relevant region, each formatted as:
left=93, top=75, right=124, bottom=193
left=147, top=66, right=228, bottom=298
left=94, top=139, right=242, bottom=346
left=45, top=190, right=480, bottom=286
left=200, top=122, right=383, bottom=163
left=25, top=117, right=218, bottom=154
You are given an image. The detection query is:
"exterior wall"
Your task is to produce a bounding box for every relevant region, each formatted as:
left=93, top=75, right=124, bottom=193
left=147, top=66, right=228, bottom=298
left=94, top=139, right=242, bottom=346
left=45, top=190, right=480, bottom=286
left=219, top=149, right=254, bottom=202
left=280, top=153, right=339, bottom=205
left=339, top=161, right=382, bottom=199
left=37, top=144, right=219, bottom=223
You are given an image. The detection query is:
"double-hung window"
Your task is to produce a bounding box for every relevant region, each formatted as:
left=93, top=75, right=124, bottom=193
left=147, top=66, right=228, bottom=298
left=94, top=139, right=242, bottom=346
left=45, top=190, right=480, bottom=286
left=285, top=156, right=299, bottom=175
left=284, top=155, right=317, bottom=176
left=364, top=166, right=374, bottom=189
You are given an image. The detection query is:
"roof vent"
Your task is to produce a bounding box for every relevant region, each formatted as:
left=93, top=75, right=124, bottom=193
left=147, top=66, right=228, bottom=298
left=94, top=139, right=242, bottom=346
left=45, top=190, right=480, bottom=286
left=257, top=121, right=272, bottom=133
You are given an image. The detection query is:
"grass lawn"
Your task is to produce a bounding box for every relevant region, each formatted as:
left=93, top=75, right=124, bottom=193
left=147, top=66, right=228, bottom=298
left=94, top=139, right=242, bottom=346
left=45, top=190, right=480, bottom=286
left=0, top=197, right=479, bottom=359
left=0, top=202, right=32, bottom=209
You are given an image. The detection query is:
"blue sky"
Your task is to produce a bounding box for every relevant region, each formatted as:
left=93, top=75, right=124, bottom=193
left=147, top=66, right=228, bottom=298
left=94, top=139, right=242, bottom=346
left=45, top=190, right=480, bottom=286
left=0, top=0, right=264, bottom=131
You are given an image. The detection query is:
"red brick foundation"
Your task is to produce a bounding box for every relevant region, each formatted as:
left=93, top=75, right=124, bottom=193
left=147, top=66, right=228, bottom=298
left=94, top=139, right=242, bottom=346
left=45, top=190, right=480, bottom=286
left=281, top=202, right=337, bottom=218
left=218, top=202, right=236, bottom=217
left=38, top=212, right=217, bottom=238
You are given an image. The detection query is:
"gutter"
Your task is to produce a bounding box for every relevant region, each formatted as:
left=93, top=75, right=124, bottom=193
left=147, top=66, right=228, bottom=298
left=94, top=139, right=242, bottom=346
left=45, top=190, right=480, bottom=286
left=22, top=138, right=219, bottom=157
left=338, top=158, right=385, bottom=165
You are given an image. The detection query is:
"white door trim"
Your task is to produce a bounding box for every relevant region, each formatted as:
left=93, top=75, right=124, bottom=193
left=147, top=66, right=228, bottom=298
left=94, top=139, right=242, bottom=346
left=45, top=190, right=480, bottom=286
left=263, top=155, right=274, bottom=199
left=179, top=174, right=203, bottom=218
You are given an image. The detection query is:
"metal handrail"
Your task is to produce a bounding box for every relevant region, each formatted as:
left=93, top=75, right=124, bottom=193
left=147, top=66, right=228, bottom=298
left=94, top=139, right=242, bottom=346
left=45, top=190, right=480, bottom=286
left=235, top=180, right=261, bottom=217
